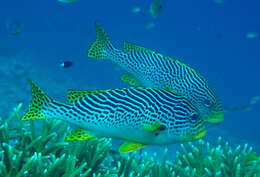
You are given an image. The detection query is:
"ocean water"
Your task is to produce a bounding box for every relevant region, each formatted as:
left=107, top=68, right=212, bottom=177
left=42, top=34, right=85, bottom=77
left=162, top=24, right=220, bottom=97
left=0, top=0, right=259, bottom=160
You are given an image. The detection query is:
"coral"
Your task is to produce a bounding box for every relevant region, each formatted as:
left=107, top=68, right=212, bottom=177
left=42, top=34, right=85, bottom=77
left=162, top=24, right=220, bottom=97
left=172, top=138, right=260, bottom=177
left=0, top=103, right=111, bottom=177
left=0, top=103, right=259, bottom=177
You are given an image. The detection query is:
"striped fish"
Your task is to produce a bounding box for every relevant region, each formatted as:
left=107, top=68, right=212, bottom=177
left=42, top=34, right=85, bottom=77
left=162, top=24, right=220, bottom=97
left=21, top=80, right=206, bottom=153
left=87, top=24, right=224, bottom=124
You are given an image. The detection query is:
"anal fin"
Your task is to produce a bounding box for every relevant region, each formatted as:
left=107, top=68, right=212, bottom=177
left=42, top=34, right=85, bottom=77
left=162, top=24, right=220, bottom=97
left=65, top=128, right=95, bottom=141
left=120, top=73, right=141, bottom=86
left=119, top=141, right=145, bottom=153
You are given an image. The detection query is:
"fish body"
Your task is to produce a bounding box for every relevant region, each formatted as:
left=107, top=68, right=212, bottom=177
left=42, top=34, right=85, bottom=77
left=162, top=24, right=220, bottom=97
left=87, top=24, right=224, bottom=124
left=57, top=0, right=79, bottom=3
left=21, top=81, right=206, bottom=148
left=60, top=61, right=73, bottom=68
left=150, top=0, right=163, bottom=18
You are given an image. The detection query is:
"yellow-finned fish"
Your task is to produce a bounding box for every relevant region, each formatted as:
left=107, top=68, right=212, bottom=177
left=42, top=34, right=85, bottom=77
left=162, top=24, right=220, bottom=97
left=21, top=80, right=206, bottom=153
left=87, top=24, right=224, bottom=124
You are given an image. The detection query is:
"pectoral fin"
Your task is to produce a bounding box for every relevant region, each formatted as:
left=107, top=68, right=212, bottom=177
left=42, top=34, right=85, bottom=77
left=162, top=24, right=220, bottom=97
left=119, top=141, right=145, bottom=153
left=120, top=73, right=141, bottom=86
left=143, top=122, right=166, bottom=132
left=65, top=128, right=95, bottom=141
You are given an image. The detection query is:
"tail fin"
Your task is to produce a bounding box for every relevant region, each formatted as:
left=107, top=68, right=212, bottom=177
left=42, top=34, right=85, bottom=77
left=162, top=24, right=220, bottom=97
left=87, top=23, right=115, bottom=60
left=21, top=80, right=69, bottom=121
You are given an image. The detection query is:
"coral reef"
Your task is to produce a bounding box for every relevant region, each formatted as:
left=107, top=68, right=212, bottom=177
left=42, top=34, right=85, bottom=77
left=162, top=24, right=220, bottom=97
left=0, top=104, right=259, bottom=177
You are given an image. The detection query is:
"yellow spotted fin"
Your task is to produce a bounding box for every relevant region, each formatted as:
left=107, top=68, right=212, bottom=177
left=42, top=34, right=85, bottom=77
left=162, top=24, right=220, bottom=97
left=21, top=80, right=51, bottom=121
left=65, top=128, right=95, bottom=141
left=123, top=42, right=157, bottom=54
left=119, top=141, right=146, bottom=153
left=67, top=89, right=107, bottom=104
left=87, top=23, right=114, bottom=60
left=120, top=73, right=141, bottom=86
left=123, top=42, right=176, bottom=63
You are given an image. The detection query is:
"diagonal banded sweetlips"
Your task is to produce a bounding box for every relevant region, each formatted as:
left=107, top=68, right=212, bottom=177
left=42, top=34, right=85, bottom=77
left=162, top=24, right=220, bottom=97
left=21, top=80, right=206, bottom=153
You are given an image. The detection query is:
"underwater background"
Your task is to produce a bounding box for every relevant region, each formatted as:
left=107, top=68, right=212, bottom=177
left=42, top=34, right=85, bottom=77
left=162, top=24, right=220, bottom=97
left=0, top=0, right=260, bottom=176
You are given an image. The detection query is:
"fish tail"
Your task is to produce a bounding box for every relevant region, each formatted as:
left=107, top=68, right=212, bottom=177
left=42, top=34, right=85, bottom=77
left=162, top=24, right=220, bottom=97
left=87, top=23, right=115, bottom=60
left=21, top=80, right=71, bottom=121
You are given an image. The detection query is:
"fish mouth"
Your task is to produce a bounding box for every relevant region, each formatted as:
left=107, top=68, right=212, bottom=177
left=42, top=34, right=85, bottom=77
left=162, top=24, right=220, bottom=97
left=205, top=110, right=224, bottom=123
left=182, top=126, right=206, bottom=142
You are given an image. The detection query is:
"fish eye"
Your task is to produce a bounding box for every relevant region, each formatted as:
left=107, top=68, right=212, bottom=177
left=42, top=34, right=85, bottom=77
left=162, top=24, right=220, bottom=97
left=204, top=99, right=212, bottom=107
left=190, top=113, right=199, bottom=123
left=154, top=132, right=159, bottom=136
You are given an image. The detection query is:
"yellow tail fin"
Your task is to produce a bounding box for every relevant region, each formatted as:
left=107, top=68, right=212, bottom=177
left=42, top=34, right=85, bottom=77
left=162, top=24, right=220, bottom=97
left=87, top=23, right=114, bottom=60
left=21, top=80, right=52, bottom=121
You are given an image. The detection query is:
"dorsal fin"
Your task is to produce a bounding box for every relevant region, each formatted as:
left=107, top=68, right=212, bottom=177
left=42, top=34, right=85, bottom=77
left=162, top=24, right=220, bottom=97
left=123, top=42, right=157, bottom=54
left=123, top=42, right=176, bottom=62
left=67, top=89, right=107, bottom=104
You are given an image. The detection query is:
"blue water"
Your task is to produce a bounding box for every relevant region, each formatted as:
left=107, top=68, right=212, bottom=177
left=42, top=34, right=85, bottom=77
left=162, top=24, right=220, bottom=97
left=0, top=0, right=259, bottom=152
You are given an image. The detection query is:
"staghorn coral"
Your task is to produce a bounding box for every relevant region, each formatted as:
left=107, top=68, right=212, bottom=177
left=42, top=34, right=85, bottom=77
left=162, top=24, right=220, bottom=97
left=0, top=103, right=260, bottom=177
left=0, top=104, right=112, bottom=177
left=172, top=137, right=260, bottom=177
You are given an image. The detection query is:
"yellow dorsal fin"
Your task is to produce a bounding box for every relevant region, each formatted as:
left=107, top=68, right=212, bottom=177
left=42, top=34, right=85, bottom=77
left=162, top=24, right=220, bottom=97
left=21, top=80, right=50, bottom=121
left=123, top=42, right=157, bottom=54
left=123, top=42, right=177, bottom=63
left=87, top=23, right=114, bottom=60
left=65, top=128, right=95, bottom=141
left=143, top=122, right=165, bottom=132
left=67, top=89, right=106, bottom=104
left=118, top=141, right=146, bottom=153
left=120, top=73, right=141, bottom=86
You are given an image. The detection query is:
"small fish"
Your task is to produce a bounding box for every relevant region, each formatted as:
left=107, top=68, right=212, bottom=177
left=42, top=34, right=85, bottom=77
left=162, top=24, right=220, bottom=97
left=87, top=24, right=224, bottom=124
left=57, top=0, right=79, bottom=3
left=246, top=32, right=258, bottom=39
left=150, top=0, right=163, bottom=18
left=131, top=6, right=141, bottom=14
left=6, top=20, right=23, bottom=36
left=250, top=96, right=260, bottom=105
left=21, top=80, right=206, bottom=153
left=213, top=0, right=225, bottom=4
left=144, top=22, right=156, bottom=30
left=60, top=61, right=73, bottom=68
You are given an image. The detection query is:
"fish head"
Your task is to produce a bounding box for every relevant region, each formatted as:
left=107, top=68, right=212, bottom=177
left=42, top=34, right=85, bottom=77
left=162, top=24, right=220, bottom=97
left=165, top=104, right=207, bottom=143
left=190, top=82, right=224, bottom=124
left=200, top=96, right=224, bottom=124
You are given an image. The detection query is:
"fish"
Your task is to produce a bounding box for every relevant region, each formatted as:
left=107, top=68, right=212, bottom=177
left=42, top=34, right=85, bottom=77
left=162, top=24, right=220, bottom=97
left=87, top=23, right=224, bottom=124
left=150, top=0, right=163, bottom=18
left=57, top=0, right=79, bottom=3
left=6, top=20, right=23, bottom=36
left=131, top=6, right=141, bottom=14
left=246, top=32, right=258, bottom=39
left=21, top=80, right=206, bottom=153
left=144, top=22, right=156, bottom=30
left=60, top=61, right=73, bottom=68
left=250, top=96, right=260, bottom=105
